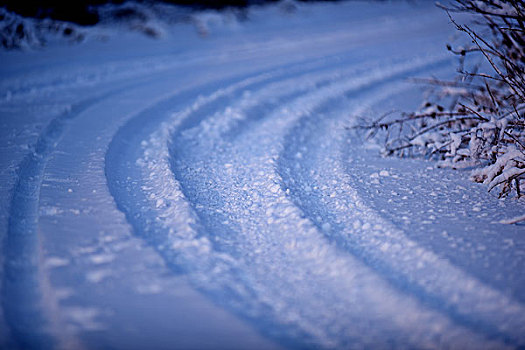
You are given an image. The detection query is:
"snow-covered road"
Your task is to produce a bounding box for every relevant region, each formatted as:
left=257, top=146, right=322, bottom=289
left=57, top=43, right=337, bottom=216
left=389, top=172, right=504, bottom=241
left=1, top=1, right=524, bottom=349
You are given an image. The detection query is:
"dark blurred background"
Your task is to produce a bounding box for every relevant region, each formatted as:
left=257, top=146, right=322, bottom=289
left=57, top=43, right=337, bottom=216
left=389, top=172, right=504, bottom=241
left=0, top=0, right=336, bottom=26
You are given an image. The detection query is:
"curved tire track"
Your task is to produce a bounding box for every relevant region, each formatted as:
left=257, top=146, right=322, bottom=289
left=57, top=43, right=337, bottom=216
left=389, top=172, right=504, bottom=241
left=3, top=3, right=524, bottom=349
left=277, top=71, right=525, bottom=346
left=107, top=53, right=510, bottom=348
left=4, top=93, right=127, bottom=350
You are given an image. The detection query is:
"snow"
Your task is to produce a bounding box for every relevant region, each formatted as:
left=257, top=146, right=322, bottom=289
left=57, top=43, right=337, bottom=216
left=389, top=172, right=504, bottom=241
left=1, top=1, right=524, bottom=349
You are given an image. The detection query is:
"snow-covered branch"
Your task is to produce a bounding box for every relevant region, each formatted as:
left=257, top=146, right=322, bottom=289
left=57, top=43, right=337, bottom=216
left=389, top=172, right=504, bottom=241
left=353, top=0, right=525, bottom=219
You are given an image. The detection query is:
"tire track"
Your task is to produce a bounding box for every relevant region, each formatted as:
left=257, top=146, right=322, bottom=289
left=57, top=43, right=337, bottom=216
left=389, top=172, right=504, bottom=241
left=5, top=3, right=496, bottom=349
left=4, top=94, right=121, bottom=350
left=168, top=55, right=504, bottom=348
left=106, top=59, right=341, bottom=349
left=107, top=53, right=506, bottom=348
left=6, top=48, right=365, bottom=349
left=3, top=69, right=218, bottom=349
left=277, top=72, right=525, bottom=347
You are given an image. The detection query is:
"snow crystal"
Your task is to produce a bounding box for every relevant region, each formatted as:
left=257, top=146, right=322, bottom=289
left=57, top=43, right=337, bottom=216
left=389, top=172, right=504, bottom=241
left=45, top=256, right=70, bottom=268
left=64, top=307, right=104, bottom=331
left=86, top=269, right=112, bottom=283
left=136, top=284, right=163, bottom=295
left=40, top=206, right=62, bottom=216
left=321, top=222, right=331, bottom=231
left=89, top=254, right=115, bottom=265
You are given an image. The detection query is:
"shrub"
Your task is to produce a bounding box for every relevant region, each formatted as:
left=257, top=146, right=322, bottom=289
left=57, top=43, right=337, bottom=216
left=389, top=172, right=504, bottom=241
left=356, top=0, right=525, bottom=204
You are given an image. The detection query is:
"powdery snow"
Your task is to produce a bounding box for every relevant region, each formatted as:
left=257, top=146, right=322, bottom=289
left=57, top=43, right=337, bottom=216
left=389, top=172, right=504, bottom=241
left=0, top=1, right=524, bottom=349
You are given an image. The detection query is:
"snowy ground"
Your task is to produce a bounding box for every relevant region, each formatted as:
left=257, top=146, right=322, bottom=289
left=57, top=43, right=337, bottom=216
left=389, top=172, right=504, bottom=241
left=1, top=1, right=524, bottom=349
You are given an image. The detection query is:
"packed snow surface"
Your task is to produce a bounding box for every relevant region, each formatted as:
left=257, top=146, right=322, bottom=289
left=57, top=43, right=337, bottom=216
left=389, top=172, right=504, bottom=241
left=1, top=1, right=524, bottom=349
